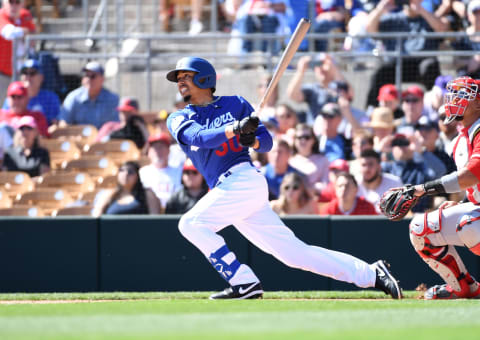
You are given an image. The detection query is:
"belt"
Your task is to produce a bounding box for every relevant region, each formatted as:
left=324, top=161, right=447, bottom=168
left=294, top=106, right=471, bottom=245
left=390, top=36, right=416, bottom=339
left=215, top=162, right=254, bottom=187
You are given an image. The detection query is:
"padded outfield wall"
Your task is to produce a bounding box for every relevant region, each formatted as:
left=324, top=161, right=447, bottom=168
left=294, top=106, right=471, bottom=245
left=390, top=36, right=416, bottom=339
left=0, top=216, right=478, bottom=293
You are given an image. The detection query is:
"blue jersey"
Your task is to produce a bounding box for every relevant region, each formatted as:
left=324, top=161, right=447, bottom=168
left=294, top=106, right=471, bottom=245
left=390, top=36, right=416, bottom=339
left=167, top=96, right=273, bottom=188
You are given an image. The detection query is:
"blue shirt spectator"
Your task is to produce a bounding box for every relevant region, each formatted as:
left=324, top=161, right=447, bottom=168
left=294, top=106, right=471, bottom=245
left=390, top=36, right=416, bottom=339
left=261, top=163, right=300, bottom=200
left=59, top=61, right=119, bottom=129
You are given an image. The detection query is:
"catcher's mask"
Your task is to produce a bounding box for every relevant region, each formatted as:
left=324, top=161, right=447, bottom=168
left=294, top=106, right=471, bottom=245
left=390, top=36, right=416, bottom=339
left=444, top=76, right=480, bottom=124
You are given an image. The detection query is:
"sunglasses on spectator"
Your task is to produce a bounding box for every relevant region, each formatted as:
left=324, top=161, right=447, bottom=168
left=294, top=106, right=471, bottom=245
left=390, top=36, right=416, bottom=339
left=9, top=0, right=22, bottom=4
left=83, top=72, right=99, bottom=79
left=283, top=184, right=300, bottom=191
left=183, top=170, right=199, bottom=176
left=10, top=95, right=25, bottom=100
left=21, top=69, right=38, bottom=77
left=19, top=126, right=33, bottom=131
left=296, top=135, right=312, bottom=141
left=277, top=114, right=292, bottom=119
left=119, top=167, right=136, bottom=175
left=403, top=97, right=420, bottom=103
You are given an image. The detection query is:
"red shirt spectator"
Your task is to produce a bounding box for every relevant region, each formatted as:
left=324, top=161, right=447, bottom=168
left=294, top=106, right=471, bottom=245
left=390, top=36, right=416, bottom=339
left=0, top=6, right=35, bottom=77
left=319, top=171, right=378, bottom=216
left=318, top=158, right=349, bottom=202
left=320, top=196, right=378, bottom=215
left=0, top=81, right=48, bottom=137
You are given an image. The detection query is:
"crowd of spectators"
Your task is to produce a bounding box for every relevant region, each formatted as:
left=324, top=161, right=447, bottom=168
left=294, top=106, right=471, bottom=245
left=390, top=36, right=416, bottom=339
left=0, top=55, right=467, bottom=217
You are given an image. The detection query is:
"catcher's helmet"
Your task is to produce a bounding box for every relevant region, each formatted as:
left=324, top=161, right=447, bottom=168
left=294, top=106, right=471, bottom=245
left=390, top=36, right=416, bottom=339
left=444, top=76, right=480, bottom=124
left=166, top=57, right=216, bottom=93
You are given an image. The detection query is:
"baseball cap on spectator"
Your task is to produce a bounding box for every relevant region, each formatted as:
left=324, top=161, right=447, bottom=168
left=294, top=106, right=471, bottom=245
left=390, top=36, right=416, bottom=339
left=117, top=97, right=139, bottom=112
left=14, top=115, right=38, bottom=130
left=7, top=81, right=28, bottom=97
left=148, top=132, right=171, bottom=146
left=434, top=75, right=453, bottom=96
left=402, top=85, right=424, bottom=99
left=183, top=158, right=197, bottom=172
left=328, top=158, right=349, bottom=172
left=21, top=59, right=42, bottom=74
left=391, top=133, right=410, bottom=147
left=82, top=61, right=104, bottom=75
left=365, top=107, right=396, bottom=128
left=415, top=116, right=438, bottom=131
left=468, top=0, right=480, bottom=14
left=377, top=84, right=399, bottom=101
left=320, top=102, right=341, bottom=118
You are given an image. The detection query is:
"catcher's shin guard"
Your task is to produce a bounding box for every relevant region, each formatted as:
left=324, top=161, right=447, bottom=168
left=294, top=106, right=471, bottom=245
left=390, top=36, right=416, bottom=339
left=409, top=212, right=471, bottom=296
left=456, top=209, right=480, bottom=255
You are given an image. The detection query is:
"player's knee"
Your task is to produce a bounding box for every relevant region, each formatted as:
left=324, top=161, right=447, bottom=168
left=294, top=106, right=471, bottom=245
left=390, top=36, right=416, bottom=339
left=409, top=214, right=427, bottom=251
left=456, top=213, right=480, bottom=255
left=178, top=213, right=195, bottom=238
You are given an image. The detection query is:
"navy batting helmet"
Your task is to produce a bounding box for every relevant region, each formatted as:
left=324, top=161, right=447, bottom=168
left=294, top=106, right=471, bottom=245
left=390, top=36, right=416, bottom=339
left=166, top=57, right=216, bottom=93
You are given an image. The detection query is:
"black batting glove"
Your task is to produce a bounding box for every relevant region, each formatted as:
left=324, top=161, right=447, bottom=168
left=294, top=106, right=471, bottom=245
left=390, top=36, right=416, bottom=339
left=239, top=132, right=256, bottom=148
left=232, top=116, right=259, bottom=135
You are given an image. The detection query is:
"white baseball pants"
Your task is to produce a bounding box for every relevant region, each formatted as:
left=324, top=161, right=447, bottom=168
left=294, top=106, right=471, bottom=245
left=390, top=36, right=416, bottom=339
left=178, top=162, right=377, bottom=288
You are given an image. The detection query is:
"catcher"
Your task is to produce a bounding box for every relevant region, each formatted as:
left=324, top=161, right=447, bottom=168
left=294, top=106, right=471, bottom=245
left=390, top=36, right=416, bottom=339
left=380, top=76, right=480, bottom=299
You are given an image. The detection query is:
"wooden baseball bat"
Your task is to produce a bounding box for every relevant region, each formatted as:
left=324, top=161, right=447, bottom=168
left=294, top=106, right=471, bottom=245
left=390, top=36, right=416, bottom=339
left=254, top=18, right=311, bottom=115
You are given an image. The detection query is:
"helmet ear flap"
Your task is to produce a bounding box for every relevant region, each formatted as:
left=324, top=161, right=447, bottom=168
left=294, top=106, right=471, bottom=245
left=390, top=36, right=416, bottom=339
left=193, top=73, right=216, bottom=92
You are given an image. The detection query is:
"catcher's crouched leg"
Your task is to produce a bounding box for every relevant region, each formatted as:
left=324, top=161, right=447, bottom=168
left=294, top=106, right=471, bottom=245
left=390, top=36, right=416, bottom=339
left=456, top=209, right=480, bottom=255
left=409, top=212, right=475, bottom=299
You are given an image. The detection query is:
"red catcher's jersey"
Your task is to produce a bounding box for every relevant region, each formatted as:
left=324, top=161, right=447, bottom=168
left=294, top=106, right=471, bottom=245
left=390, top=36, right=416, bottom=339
left=452, top=118, right=480, bottom=204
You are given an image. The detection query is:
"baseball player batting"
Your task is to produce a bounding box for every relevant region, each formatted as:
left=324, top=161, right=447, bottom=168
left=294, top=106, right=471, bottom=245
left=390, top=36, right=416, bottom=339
left=166, top=57, right=402, bottom=299
left=380, top=76, right=480, bottom=299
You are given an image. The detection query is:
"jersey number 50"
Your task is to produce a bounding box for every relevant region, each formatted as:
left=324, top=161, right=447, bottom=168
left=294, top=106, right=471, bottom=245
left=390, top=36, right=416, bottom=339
left=215, top=135, right=243, bottom=156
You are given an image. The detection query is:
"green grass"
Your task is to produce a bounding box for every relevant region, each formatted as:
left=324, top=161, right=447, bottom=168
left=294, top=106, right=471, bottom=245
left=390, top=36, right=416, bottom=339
left=0, top=291, right=479, bottom=340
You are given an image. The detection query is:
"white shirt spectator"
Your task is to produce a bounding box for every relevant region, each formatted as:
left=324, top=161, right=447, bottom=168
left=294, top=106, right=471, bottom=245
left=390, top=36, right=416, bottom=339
left=139, top=164, right=182, bottom=208
left=357, top=172, right=403, bottom=214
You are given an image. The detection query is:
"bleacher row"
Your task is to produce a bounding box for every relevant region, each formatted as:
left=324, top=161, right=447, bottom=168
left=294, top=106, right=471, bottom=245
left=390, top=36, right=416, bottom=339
left=0, top=112, right=165, bottom=217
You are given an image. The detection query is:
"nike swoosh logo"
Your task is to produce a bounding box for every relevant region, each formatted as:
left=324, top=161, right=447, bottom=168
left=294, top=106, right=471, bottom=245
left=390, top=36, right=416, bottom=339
left=239, top=283, right=258, bottom=295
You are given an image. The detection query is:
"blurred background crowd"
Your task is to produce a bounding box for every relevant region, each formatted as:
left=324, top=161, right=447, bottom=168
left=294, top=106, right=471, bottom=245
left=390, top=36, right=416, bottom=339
left=0, top=0, right=477, bottom=216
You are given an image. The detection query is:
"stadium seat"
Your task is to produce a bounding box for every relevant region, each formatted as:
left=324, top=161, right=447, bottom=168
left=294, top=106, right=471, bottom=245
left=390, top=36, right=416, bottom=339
left=63, top=155, right=118, bottom=183
left=96, top=174, right=118, bottom=189
left=79, top=189, right=108, bottom=206
left=16, top=188, right=74, bottom=216
left=0, top=189, right=12, bottom=208
left=39, top=138, right=82, bottom=169
left=0, top=171, right=35, bottom=200
left=0, top=205, right=45, bottom=217
left=37, top=171, right=96, bottom=200
left=50, top=124, right=98, bottom=149
left=82, top=139, right=140, bottom=166
left=54, top=205, right=94, bottom=216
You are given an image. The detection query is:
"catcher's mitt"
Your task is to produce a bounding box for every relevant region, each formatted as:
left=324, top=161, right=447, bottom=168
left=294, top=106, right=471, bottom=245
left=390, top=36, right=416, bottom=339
left=379, top=185, right=420, bottom=221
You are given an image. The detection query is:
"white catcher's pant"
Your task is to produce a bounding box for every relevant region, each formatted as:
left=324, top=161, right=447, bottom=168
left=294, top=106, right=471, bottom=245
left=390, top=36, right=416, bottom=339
left=178, top=162, right=377, bottom=288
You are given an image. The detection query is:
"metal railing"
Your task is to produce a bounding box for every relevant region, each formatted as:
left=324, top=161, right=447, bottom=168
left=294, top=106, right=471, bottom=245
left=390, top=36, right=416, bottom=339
left=11, top=31, right=480, bottom=110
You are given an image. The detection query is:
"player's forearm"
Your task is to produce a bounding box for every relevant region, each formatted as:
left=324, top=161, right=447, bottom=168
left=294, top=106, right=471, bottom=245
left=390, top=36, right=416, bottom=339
left=414, top=168, right=478, bottom=196
left=254, top=129, right=273, bottom=153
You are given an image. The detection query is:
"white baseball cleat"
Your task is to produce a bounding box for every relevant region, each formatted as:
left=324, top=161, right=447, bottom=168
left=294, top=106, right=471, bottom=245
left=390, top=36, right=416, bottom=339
left=209, top=282, right=264, bottom=300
